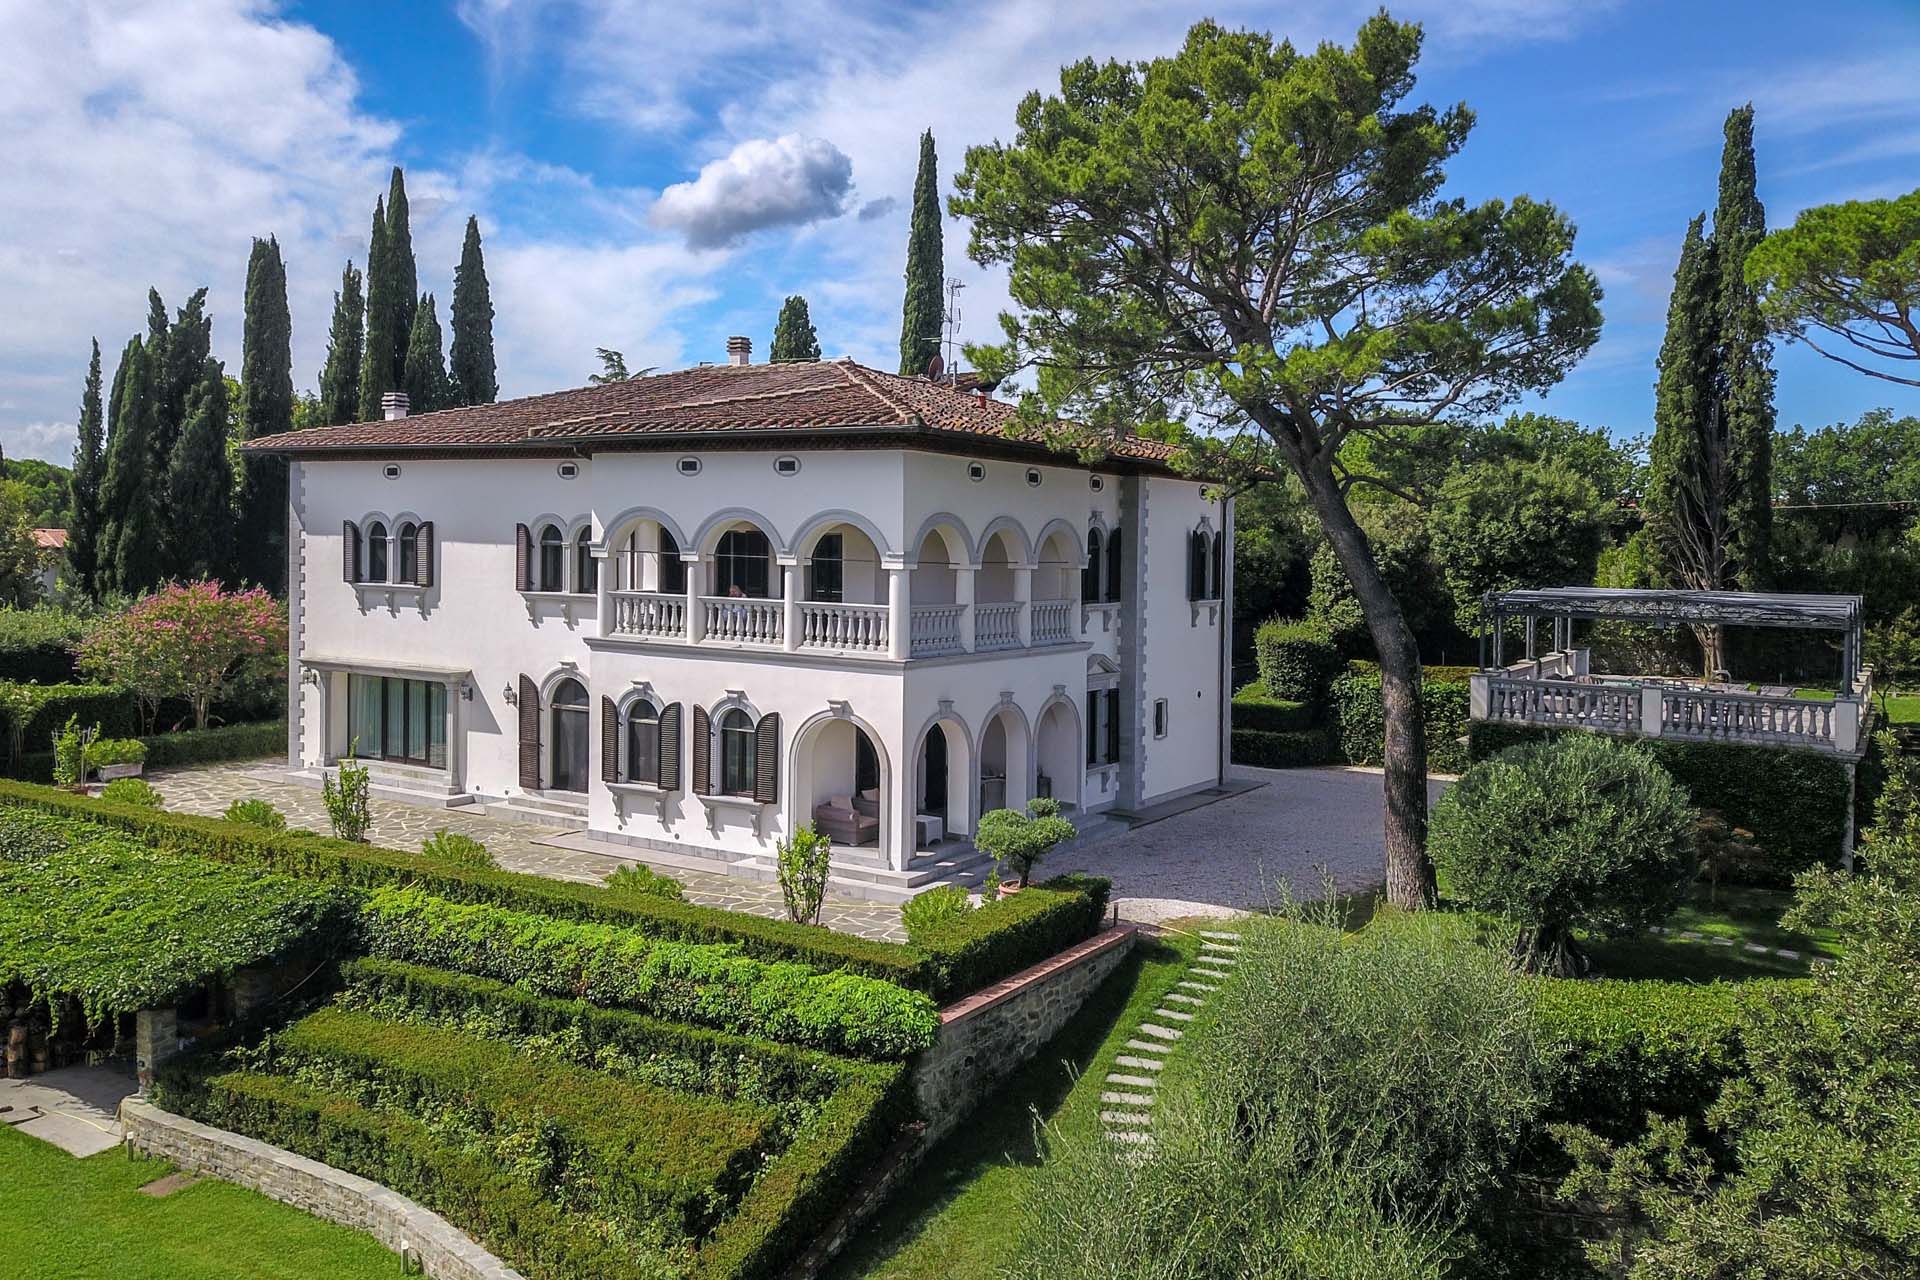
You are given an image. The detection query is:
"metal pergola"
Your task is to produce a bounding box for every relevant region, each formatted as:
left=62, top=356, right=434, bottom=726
left=1479, top=587, right=1867, bottom=694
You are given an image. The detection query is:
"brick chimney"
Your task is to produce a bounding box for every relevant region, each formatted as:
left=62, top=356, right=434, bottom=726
left=726, top=335, right=752, bottom=366
left=381, top=391, right=410, bottom=420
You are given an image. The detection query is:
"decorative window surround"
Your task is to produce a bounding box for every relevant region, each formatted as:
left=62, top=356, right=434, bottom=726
left=607, top=779, right=671, bottom=822
left=1189, top=599, right=1222, bottom=626
left=697, top=790, right=769, bottom=837
left=353, top=581, right=430, bottom=612
left=519, top=590, right=593, bottom=627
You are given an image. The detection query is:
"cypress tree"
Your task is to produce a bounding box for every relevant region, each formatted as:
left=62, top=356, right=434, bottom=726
left=387, top=167, right=418, bottom=386
left=166, top=358, right=234, bottom=582
left=359, top=195, right=395, bottom=417
left=99, top=336, right=166, bottom=594
left=403, top=293, right=452, bottom=413
left=160, top=288, right=211, bottom=461
left=239, top=236, right=293, bottom=590
left=449, top=215, right=497, bottom=405
left=68, top=339, right=106, bottom=598
left=319, top=261, right=365, bottom=425
left=770, top=295, right=821, bottom=362
left=898, top=129, right=944, bottom=375
left=1712, top=104, right=1774, bottom=582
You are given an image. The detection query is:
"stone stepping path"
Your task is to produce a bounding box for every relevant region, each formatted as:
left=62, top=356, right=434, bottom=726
left=1645, top=924, right=1823, bottom=965
left=1098, top=929, right=1241, bottom=1156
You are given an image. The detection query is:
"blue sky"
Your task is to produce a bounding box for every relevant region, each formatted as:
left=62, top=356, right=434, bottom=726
left=3, top=0, right=1917, bottom=464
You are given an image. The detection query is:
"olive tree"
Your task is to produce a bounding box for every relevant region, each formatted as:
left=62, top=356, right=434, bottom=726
left=953, top=15, right=1602, bottom=906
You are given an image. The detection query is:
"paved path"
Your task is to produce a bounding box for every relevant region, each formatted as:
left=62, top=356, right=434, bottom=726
left=1055, top=766, right=1451, bottom=924
left=1100, top=929, right=1241, bottom=1156
left=145, top=763, right=910, bottom=942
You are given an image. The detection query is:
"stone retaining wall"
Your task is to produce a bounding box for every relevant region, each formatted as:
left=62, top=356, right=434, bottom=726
left=121, top=1098, right=523, bottom=1280
left=913, top=923, right=1139, bottom=1144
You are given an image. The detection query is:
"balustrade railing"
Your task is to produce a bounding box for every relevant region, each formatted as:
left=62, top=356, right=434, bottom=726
left=608, top=590, right=686, bottom=640
left=1487, top=676, right=1634, bottom=730
left=1030, top=599, right=1074, bottom=646
left=975, top=601, right=1023, bottom=652
left=701, top=596, right=782, bottom=645
left=797, top=601, right=888, bottom=653
left=911, top=604, right=965, bottom=657
left=1660, top=687, right=1835, bottom=746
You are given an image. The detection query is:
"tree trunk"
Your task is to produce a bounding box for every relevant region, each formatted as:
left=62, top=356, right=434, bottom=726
left=1694, top=624, right=1727, bottom=682
left=1299, top=475, right=1438, bottom=910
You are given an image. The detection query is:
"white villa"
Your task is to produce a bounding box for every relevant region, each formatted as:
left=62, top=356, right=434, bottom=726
left=246, top=341, right=1234, bottom=896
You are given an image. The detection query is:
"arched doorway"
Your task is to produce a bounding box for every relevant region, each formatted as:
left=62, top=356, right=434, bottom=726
left=922, top=726, right=948, bottom=823
left=977, top=704, right=1030, bottom=816
left=1033, top=697, right=1082, bottom=810
left=790, top=711, right=893, bottom=863
left=549, top=677, right=588, bottom=792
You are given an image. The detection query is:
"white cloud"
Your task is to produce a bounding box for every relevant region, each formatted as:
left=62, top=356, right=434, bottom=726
left=652, top=135, right=854, bottom=249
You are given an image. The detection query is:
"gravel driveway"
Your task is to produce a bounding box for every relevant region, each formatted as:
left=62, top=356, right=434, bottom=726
left=1054, top=766, right=1453, bottom=924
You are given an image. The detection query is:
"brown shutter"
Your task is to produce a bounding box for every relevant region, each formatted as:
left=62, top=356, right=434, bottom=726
left=343, top=520, right=360, bottom=583
left=753, top=711, right=781, bottom=804
left=515, top=523, right=532, bottom=591
left=1086, top=691, right=1098, bottom=765
left=1105, top=689, right=1121, bottom=764
left=517, top=674, right=541, bottom=790
left=415, top=521, right=434, bottom=588
left=658, top=703, right=682, bottom=791
left=1106, top=526, right=1124, bottom=603
left=691, top=704, right=712, bottom=795
left=600, top=695, right=618, bottom=784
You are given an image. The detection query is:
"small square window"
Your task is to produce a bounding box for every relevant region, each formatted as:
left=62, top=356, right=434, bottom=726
left=556, top=462, right=580, bottom=479
left=967, top=462, right=986, bottom=482
left=1089, top=475, right=1104, bottom=492
left=382, top=464, right=402, bottom=479
left=677, top=457, right=702, bottom=476
left=1153, top=698, right=1169, bottom=739
left=773, top=456, right=801, bottom=476
left=1026, top=468, right=1042, bottom=487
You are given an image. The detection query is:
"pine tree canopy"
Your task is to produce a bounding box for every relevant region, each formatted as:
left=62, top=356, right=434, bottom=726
left=770, top=295, right=821, bottom=362
left=68, top=338, right=106, bottom=597
left=320, top=260, right=365, bottom=426
left=898, top=128, right=945, bottom=376
left=449, top=215, right=497, bottom=405
left=403, top=292, right=452, bottom=414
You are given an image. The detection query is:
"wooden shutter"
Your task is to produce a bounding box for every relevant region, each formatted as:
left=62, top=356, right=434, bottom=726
left=1105, top=688, right=1121, bottom=764
left=514, top=523, right=532, bottom=591
left=1210, top=531, right=1224, bottom=601
left=415, top=521, right=434, bottom=588
left=600, top=695, right=619, bottom=784
left=342, top=520, right=360, bottom=583
left=517, top=674, right=540, bottom=790
left=753, top=712, right=781, bottom=804
left=1085, top=691, right=1098, bottom=765
left=658, top=703, right=682, bottom=791
left=1081, top=529, right=1101, bottom=601
left=691, top=704, right=712, bottom=795
left=1106, top=526, right=1124, bottom=603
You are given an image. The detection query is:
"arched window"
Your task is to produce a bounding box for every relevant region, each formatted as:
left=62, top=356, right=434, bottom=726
left=573, top=528, right=597, bottom=594
left=715, top=528, right=772, bottom=598
left=1187, top=528, right=1209, bottom=601
left=538, top=524, right=565, bottom=591
left=620, top=529, right=643, bottom=590
left=366, top=521, right=389, bottom=583
left=549, top=677, right=589, bottom=793
left=718, top=708, right=756, bottom=796
left=396, top=522, right=418, bottom=585
left=807, top=533, right=843, bottom=602
left=659, top=528, right=686, bottom=594
left=625, top=698, right=660, bottom=784
left=1082, top=528, right=1103, bottom=601
left=1105, top=525, right=1124, bottom=603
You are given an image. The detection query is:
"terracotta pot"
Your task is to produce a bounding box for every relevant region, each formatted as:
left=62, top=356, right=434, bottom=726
left=997, top=880, right=1023, bottom=897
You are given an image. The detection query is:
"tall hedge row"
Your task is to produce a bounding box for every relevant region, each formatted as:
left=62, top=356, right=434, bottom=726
left=1253, top=618, right=1343, bottom=703
left=0, top=608, right=87, bottom=683
left=1331, top=668, right=1473, bottom=775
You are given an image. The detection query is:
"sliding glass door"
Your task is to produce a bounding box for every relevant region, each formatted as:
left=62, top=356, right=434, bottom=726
left=347, top=674, right=447, bottom=768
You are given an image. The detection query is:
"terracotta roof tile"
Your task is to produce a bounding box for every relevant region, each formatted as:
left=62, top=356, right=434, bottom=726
left=242, top=359, right=1179, bottom=468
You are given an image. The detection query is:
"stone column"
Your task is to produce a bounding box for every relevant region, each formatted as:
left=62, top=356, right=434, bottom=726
left=886, top=566, right=911, bottom=661
left=135, top=1008, right=178, bottom=1095
left=782, top=560, right=803, bottom=653
left=594, top=545, right=613, bottom=635
left=1639, top=685, right=1664, bottom=736
left=684, top=555, right=705, bottom=643
left=1013, top=565, right=1033, bottom=647
left=956, top=565, right=977, bottom=653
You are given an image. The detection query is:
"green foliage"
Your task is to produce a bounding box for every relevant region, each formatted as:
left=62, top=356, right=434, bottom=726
left=0, top=480, right=45, bottom=611
left=898, top=129, right=943, bottom=376
left=907, top=874, right=1110, bottom=997
left=49, top=716, right=83, bottom=788
left=319, top=260, right=365, bottom=426
left=420, top=828, right=494, bottom=870
left=973, top=801, right=1075, bottom=886
left=359, top=196, right=398, bottom=415
left=84, top=736, right=146, bottom=767
left=1009, top=908, right=1551, bottom=1278
left=402, top=292, right=452, bottom=414
left=1252, top=618, right=1341, bottom=704
left=76, top=583, right=285, bottom=731
left=1306, top=501, right=1459, bottom=659
left=0, top=807, right=350, bottom=1026
left=1747, top=185, right=1920, bottom=387
left=67, top=339, right=106, bottom=599
left=1432, top=735, right=1697, bottom=974
left=322, top=754, right=371, bottom=842
left=1230, top=726, right=1338, bottom=769
left=99, top=776, right=161, bottom=807
left=448, top=215, right=497, bottom=406
left=1467, top=722, right=1855, bottom=884
left=357, top=887, right=939, bottom=1059
left=237, top=234, right=292, bottom=589
left=777, top=822, right=833, bottom=925
left=224, top=797, right=286, bottom=831
left=139, top=719, right=284, bottom=769
left=0, top=681, right=136, bottom=767
left=1427, top=456, right=1609, bottom=631
left=164, top=360, right=234, bottom=582
left=769, top=295, right=821, bottom=362
left=0, top=606, right=86, bottom=682
left=1329, top=668, right=1471, bottom=774
left=900, top=884, right=973, bottom=944
left=606, top=863, right=686, bottom=901
left=1231, top=680, right=1315, bottom=732
left=1464, top=410, right=1645, bottom=506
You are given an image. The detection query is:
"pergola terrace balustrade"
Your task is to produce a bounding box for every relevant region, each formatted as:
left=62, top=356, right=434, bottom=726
left=1471, top=587, right=1873, bottom=758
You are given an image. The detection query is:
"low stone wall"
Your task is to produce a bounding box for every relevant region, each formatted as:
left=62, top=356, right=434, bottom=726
left=914, top=923, right=1140, bottom=1145
left=121, top=1098, right=523, bottom=1280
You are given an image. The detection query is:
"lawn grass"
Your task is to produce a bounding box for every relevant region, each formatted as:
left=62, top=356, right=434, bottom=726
left=0, top=1124, right=397, bottom=1279
left=827, top=927, right=1202, bottom=1280
left=1580, top=883, right=1841, bottom=981
left=1881, top=694, right=1920, bottom=724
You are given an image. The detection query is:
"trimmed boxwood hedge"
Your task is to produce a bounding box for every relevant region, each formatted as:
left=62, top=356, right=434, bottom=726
left=1467, top=721, right=1854, bottom=883
left=1230, top=726, right=1338, bottom=768
left=1253, top=618, right=1343, bottom=703
left=910, top=873, right=1110, bottom=997
left=358, top=887, right=940, bottom=1059
left=0, top=608, right=87, bottom=684
left=8, top=719, right=284, bottom=782
left=1231, top=680, right=1316, bottom=732
left=0, top=682, right=138, bottom=752
left=1330, top=668, right=1472, bottom=774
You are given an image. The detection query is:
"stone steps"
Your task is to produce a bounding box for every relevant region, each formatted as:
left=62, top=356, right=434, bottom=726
left=1093, top=934, right=1241, bottom=1154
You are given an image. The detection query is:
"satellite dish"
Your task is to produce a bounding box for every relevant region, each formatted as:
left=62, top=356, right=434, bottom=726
left=926, top=353, right=945, bottom=380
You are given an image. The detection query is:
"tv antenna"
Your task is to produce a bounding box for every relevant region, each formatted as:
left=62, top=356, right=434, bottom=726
left=940, top=276, right=964, bottom=385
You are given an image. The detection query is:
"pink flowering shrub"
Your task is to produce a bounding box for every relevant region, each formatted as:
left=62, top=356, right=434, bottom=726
left=77, top=582, right=286, bottom=731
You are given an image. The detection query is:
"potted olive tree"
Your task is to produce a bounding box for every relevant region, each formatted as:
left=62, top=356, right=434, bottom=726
left=973, top=797, right=1077, bottom=890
